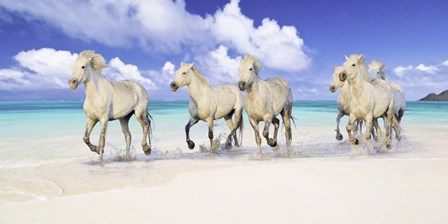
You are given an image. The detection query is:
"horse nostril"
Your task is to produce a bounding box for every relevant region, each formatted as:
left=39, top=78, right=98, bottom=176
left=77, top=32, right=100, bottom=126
left=71, top=80, right=76, bottom=83
left=330, top=86, right=336, bottom=93
left=170, top=82, right=178, bottom=91
left=238, top=81, right=246, bottom=91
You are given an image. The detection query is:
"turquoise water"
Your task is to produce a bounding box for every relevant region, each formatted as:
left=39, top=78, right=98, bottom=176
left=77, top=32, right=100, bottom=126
left=0, top=100, right=447, bottom=203
left=0, top=100, right=447, bottom=135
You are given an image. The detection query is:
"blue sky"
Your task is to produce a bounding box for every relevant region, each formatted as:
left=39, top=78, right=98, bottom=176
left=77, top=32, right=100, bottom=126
left=0, top=0, right=447, bottom=100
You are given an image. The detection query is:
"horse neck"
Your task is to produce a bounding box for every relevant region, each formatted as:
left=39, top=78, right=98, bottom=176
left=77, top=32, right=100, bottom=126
left=246, top=75, right=261, bottom=98
left=349, top=65, right=368, bottom=99
left=84, top=68, right=110, bottom=96
left=187, top=74, right=212, bottom=103
left=339, top=82, right=351, bottom=100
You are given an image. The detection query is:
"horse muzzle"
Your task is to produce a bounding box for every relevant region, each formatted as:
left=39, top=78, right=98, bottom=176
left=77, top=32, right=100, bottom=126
left=170, top=82, right=179, bottom=92
left=329, top=85, right=336, bottom=93
left=238, top=81, right=246, bottom=91
left=69, top=79, right=79, bottom=90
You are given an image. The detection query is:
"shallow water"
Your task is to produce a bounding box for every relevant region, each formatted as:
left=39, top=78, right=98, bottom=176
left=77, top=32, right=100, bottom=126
left=0, top=100, right=447, bottom=203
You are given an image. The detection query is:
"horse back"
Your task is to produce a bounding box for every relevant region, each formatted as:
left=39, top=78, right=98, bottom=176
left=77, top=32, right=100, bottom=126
left=266, top=77, right=292, bottom=114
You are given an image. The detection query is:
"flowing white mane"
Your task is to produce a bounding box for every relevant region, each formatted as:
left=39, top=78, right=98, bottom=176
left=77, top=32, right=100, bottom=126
left=191, top=66, right=209, bottom=85
left=79, top=50, right=107, bottom=73
left=242, top=54, right=261, bottom=75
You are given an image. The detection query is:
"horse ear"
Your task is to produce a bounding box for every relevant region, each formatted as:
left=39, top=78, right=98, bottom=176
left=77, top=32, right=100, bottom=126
left=380, top=62, right=385, bottom=69
left=181, top=62, right=186, bottom=67
left=332, top=66, right=336, bottom=71
left=358, top=54, right=364, bottom=60
left=345, top=55, right=349, bottom=60
left=90, top=53, right=106, bottom=72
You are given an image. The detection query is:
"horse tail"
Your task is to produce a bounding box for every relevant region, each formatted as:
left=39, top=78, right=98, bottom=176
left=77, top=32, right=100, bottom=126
left=290, top=115, right=297, bottom=129
left=146, top=112, right=154, bottom=147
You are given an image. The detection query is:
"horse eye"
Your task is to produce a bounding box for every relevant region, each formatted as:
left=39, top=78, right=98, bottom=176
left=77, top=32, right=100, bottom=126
left=352, top=64, right=355, bottom=67
left=182, top=72, right=186, bottom=75
left=377, top=72, right=380, bottom=75
left=249, top=68, right=253, bottom=71
left=81, top=66, right=85, bottom=69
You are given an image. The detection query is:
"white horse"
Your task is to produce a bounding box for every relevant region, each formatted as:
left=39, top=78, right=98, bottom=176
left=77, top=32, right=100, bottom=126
left=170, top=62, right=244, bottom=150
left=368, top=60, right=405, bottom=140
left=69, top=50, right=152, bottom=162
left=238, top=55, right=293, bottom=155
left=339, top=54, right=394, bottom=150
left=329, top=66, right=367, bottom=141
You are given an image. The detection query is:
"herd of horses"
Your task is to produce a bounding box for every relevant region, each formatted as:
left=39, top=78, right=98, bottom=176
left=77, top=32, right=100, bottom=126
left=68, top=50, right=405, bottom=162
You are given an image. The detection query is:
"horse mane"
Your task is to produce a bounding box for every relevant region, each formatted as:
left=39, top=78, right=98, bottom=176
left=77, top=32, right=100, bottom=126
left=242, top=54, right=261, bottom=75
left=191, top=66, right=209, bottom=85
left=349, top=54, right=369, bottom=81
left=79, top=50, right=107, bottom=73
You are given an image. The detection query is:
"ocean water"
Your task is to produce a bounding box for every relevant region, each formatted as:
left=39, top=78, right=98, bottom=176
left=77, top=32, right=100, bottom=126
left=0, top=100, right=447, bottom=202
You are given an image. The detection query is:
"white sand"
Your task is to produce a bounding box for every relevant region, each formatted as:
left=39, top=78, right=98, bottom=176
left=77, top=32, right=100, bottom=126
left=1, top=157, right=448, bottom=224
left=1, top=120, right=448, bottom=223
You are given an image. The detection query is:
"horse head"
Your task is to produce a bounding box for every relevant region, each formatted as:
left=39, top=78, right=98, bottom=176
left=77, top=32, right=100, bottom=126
left=69, top=50, right=106, bottom=90
left=170, top=62, right=194, bottom=92
left=330, top=66, right=346, bottom=93
left=238, top=54, right=261, bottom=91
left=342, top=54, right=366, bottom=82
left=368, top=60, right=386, bottom=81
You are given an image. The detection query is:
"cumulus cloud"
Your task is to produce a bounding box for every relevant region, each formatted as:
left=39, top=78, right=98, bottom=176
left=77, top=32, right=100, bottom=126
left=0, top=48, right=164, bottom=91
left=210, top=0, right=310, bottom=71
left=0, top=0, right=311, bottom=73
left=196, top=45, right=241, bottom=84
left=390, top=60, right=448, bottom=100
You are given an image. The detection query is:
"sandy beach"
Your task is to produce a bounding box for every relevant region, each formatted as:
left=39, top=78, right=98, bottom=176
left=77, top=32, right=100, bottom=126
left=1, top=101, right=447, bottom=223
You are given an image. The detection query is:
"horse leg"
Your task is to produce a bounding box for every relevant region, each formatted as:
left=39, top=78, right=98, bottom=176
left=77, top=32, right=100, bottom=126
left=136, top=111, right=152, bottom=155
left=206, top=118, right=214, bottom=149
left=346, top=114, right=358, bottom=145
left=249, top=118, right=262, bottom=155
left=335, top=113, right=344, bottom=141
left=392, top=115, right=401, bottom=141
left=185, top=118, right=199, bottom=150
left=262, top=117, right=276, bottom=147
left=83, top=118, right=98, bottom=153
left=364, top=114, right=373, bottom=152
left=373, top=118, right=382, bottom=146
left=98, top=119, right=108, bottom=162
left=233, top=108, right=243, bottom=147
left=119, top=115, right=132, bottom=161
left=271, top=117, right=280, bottom=149
left=224, top=114, right=235, bottom=149
left=281, top=106, right=292, bottom=154
left=385, top=106, right=394, bottom=149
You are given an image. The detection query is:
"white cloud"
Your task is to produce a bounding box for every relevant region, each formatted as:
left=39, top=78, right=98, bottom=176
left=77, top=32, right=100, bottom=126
left=0, top=48, right=77, bottom=89
left=0, top=48, right=167, bottom=91
left=390, top=59, right=448, bottom=100
left=443, top=60, right=448, bottom=66
left=104, top=57, right=156, bottom=90
left=209, top=0, right=310, bottom=71
left=197, top=45, right=241, bottom=84
left=393, top=65, right=413, bottom=77
left=415, top=64, right=438, bottom=74
left=0, top=0, right=310, bottom=73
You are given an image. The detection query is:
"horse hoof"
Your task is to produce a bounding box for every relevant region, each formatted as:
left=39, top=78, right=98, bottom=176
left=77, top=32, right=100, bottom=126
left=143, top=145, right=151, bottom=155
left=187, top=140, right=195, bottom=150
left=269, top=140, right=277, bottom=147
left=336, top=134, right=343, bottom=141
left=353, top=138, right=359, bottom=145
left=225, top=141, right=232, bottom=149
left=90, top=146, right=99, bottom=154
left=386, top=143, right=392, bottom=149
